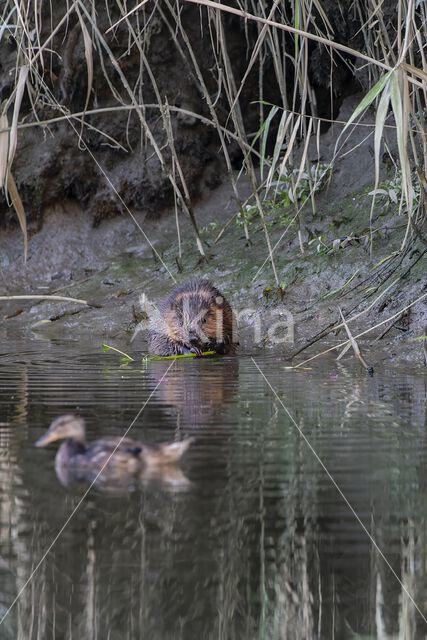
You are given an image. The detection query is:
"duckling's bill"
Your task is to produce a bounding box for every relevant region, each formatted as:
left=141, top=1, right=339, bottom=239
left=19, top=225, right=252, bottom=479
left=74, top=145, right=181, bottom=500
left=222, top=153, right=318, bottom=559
left=35, top=430, right=61, bottom=447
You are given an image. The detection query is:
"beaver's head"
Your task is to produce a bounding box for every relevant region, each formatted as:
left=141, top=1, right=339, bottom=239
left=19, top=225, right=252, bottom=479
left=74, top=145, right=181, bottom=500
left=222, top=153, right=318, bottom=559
left=165, top=288, right=229, bottom=351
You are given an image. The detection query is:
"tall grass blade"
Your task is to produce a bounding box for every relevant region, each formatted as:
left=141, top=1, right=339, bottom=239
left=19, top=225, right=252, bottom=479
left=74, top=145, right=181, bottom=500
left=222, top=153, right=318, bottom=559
left=295, top=116, right=313, bottom=191
left=334, top=71, right=392, bottom=160
left=185, top=0, right=395, bottom=73
left=369, top=78, right=391, bottom=252
left=260, top=106, right=279, bottom=180
left=76, top=6, right=94, bottom=116
left=0, top=295, right=88, bottom=304
left=105, top=0, right=150, bottom=33
left=6, top=172, right=27, bottom=261
left=390, top=69, right=413, bottom=249
left=277, top=115, right=301, bottom=178
left=8, top=65, right=29, bottom=167
left=0, top=114, right=9, bottom=189
left=374, top=81, right=390, bottom=190
left=266, top=109, right=293, bottom=191
left=294, top=0, right=301, bottom=57
left=0, top=7, right=17, bottom=43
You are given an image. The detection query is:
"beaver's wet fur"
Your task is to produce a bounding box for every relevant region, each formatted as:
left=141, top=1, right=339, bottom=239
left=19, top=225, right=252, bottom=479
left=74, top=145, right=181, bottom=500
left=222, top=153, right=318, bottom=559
left=148, top=279, right=236, bottom=356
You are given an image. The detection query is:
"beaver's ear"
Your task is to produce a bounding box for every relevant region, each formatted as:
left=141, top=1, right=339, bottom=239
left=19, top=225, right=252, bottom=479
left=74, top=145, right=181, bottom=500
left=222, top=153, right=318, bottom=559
left=215, top=295, right=224, bottom=307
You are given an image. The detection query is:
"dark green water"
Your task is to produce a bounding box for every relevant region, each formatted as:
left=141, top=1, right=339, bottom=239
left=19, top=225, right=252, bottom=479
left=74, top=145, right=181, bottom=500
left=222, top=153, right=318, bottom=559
left=0, top=341, right=426, bottom=639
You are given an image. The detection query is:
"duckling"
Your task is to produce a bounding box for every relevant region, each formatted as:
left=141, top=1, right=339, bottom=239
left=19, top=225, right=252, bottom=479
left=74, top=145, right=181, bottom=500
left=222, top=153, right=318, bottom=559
left=35, top=415, right=193, bottom=482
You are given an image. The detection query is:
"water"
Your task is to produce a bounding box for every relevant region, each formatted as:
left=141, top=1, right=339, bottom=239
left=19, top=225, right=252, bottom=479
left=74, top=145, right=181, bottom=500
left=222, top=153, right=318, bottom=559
left=0, top=340, right=426, bottom=639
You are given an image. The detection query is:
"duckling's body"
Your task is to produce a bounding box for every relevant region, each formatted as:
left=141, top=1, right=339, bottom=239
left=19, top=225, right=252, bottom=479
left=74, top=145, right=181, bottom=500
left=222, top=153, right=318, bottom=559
left=36, top=415, right=192, bottom=482
left=53, top=435, right=144, bottom=474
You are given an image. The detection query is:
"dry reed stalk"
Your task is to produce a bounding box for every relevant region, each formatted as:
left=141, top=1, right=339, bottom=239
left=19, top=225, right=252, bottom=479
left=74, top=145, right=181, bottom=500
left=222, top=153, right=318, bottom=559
left=161, top=99, right=205, bottom=258
left=0, top=294, right=88, bottom=304
left=187, top=0, right=426, bottom=256
left=4, top=12, right=177, bottom=281
left=75, top=5, right=94, bottom=146
left=1, top=0, right=426, bottom=268
left=105, top=0, right=206, bottom=255
left=160, top=0, right=246, bottom=229
left=337, top=307, right=372, bottom=371
left=292, top=292, right=427, bottom=369
left=184, top=0, right=423, bottom=82
left=0, top=114, right=8, bottom=189
left=6, top=172, right=27, bottom=260
left=0, top=65, right=28, bottom=258
left=291, top=272, right=410, bottom=359
left=210, top=7, right=279, bottom=279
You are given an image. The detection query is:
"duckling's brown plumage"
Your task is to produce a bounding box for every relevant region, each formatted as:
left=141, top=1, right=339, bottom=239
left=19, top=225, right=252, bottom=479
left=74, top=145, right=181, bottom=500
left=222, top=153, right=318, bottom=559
left=35, top=415, right=193, bottom=478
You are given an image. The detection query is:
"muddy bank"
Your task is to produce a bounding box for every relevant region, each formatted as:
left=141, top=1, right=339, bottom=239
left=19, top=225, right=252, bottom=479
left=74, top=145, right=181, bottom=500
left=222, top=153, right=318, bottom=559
left=0, top=225, right=425, bottom=368
left=0, top=0, right=379, bottom=228
left=1, top=1, right=424, bottom=373
left=0, top=96, right=425, bottom=368
left=0, top=3, right=281, bottom=225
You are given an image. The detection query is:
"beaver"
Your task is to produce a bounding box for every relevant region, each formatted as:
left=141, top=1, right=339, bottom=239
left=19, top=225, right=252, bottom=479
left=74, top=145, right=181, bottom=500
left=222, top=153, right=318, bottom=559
left=148, top=278, right=236, bottom=356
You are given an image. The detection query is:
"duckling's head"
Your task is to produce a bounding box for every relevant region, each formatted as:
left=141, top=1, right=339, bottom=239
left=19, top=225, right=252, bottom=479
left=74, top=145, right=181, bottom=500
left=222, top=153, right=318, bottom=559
left=35, top=415, right=86, bottom=447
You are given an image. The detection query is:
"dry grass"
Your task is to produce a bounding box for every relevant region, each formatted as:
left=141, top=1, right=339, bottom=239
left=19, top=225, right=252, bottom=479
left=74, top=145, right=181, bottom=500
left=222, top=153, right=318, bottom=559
left=0, top=0, right=426, bottom=271
left=290, top=290, right=427, bottom=369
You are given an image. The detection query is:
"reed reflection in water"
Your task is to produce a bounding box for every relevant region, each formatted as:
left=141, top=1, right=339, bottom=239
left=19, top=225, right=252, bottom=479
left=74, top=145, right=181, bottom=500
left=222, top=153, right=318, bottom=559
left=0, top=342, right=425, bottom=638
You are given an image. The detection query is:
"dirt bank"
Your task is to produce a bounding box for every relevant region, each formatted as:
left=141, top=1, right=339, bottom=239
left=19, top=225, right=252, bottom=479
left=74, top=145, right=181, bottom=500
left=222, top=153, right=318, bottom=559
left=0, top=94, right=425, bottom=369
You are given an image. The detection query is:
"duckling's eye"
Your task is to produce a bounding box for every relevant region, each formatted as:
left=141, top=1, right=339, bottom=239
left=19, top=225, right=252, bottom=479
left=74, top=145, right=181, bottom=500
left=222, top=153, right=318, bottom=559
left=202, top=317, right=207, bottom=324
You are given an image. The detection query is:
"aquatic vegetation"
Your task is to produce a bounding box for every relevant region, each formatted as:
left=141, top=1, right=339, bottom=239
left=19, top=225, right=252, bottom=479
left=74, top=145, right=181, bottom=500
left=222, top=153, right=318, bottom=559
left=143, top=351, right=216, bottom=361
left=102, top=344, right=135, bottom=364
left=102, top=342, right=215, bottom=364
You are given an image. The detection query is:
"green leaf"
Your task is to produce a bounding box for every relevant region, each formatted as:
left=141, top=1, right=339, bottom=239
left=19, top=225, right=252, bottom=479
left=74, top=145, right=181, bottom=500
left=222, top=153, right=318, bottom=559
left=144, top=351, right=216, bottom=361
left=294, top=0, right=301, bottom=55
left=334, top=72, right=392, bottom=159
left=260, top=106, right=279, bottom=180
left=389, top=70, right=412, bottom=218
left=347, top=72, right=392, bottom=128
left=374, top=80, right=390, bottom=193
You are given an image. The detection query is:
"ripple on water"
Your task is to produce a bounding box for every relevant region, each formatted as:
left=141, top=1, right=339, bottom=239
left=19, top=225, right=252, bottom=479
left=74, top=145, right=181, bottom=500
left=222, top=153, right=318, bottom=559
left=0, top=339, right=425, bottom=639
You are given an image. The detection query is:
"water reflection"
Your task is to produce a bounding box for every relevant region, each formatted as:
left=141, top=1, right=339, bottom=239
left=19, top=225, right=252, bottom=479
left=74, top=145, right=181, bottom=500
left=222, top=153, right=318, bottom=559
left=0, top=343, right=425, bottom=638
left=148, top=357, right=239, bottom=429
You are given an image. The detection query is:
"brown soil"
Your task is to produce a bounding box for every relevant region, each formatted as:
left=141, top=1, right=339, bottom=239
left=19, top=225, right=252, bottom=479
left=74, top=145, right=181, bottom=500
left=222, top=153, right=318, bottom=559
left=0, top=94, right=425, bottom=369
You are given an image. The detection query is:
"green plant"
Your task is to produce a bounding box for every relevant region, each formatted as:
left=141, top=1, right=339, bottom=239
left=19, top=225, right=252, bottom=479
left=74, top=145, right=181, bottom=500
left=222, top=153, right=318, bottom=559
left=369, top=170, right=421, bottom=208
left=235, top=163, right=329, bottom=232
left=236, top=205, right=259, bottom=228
